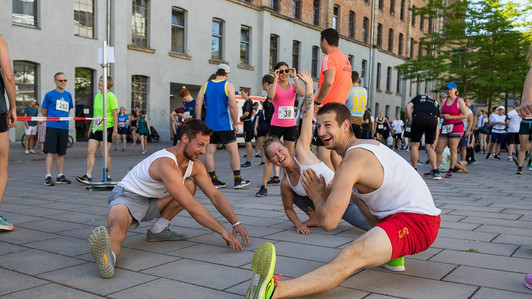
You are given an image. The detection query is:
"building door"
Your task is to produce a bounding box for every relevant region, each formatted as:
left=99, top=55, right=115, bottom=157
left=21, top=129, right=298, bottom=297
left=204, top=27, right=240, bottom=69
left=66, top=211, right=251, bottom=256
left=74, top=68, right=95, bottom=141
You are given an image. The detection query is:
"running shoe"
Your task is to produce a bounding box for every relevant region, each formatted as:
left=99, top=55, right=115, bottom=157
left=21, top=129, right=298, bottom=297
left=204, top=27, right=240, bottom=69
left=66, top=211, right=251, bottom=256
left=88, top=226, right=115, bottom=279
left=432, top=171, right=442, bottom=180
left=44, top=176, right=55, bottom=186
left=256, top=185, right=268, bottom=197
left=486, top=153, right=491, bottom=159
left=76, top=174, right=92, bottom=185
left=525, top=274, right=532, bottom=290
left=243, top=153, right=248, bottom=158
left=494, top=155, right=501, bottom=160
left=507, top=156, right=513, bottom=161
left=445, top=172, right=453, bottom=178
left=146, top=227, right=186, bottom=242
left=212, top=178, right=227, bottom=189
left=259, top=161, right=265, bottom=166
left=235, top=179, right=251, bottom=189
left=142, top=149, right=147, bottom=154
left=0, top=215, right=13, bottom=231
left=29, top=149, right=36, bottom=154
left=267, top=177, right=281, bottom=185
left=423, top=170, right=433, bottom=177
left=516, top=167, right=523, bottom=175
left=245, top=242, right=279, bottom=299
left=24, top=150, right=29, bottom=154
left=512, top=156, right=519, bottom=166
left=241, top=161, right=252, bottom=169
left=255, top=153, right=261, bottom=158
left=417, top=161, right=424, bottom=166
left=382, top=257, right=405, bottom=272
left=529, top=163, right=532, bottom=171
left=56, top=175, right=71, bottom=184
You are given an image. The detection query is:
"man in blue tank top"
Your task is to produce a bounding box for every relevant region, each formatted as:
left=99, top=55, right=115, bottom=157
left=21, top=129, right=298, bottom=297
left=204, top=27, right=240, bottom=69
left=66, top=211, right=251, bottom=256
left=195, top=64, right=250, bottom=189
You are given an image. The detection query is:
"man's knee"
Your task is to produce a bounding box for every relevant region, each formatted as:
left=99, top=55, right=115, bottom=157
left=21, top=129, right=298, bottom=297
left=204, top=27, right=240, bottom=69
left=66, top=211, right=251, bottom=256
left=107, top=204, right=132, bottom=237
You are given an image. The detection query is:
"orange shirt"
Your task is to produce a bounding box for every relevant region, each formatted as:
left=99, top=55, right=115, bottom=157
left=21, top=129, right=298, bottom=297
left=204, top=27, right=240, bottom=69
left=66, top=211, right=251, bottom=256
left=318, top=49, right=352, bottom=105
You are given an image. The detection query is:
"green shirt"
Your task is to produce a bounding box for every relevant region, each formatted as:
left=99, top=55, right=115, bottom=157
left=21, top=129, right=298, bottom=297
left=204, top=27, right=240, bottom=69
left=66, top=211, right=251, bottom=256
left=92, top=91, right=118, bottom=131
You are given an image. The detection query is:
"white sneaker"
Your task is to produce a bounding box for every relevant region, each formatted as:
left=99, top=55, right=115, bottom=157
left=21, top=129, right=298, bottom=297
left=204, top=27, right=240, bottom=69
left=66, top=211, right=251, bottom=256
left=29, top=149, right=36, bottom=154
left=507, top=156, right=513, bottom=161
left=24, top=150, right=29, bottom=154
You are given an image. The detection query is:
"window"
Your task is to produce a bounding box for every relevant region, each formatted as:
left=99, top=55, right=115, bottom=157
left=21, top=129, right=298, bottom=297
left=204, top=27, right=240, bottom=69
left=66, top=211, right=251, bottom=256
left=410, top=38, right=415, bottom=59
left=292, top=41, right=300, bottom=71
left=398, top=33, right=404, bottom=56
left=378, top=0, right=384, bottom=10
left=74, top=0, right=94, bottom=38
left=377, top=24, right=383, bottom=47
left=269, top=34, right=279, bottom=70
left=400, top=0, right=405, bottom=20
left=396, top=70, right=401, bottom=93
left=385, top=105, right=390, bottom=118
left=74, top=67, right=95, bottom=141
left=271, top=0, right=279, bottom=12
left=212, top=18, right=224, bottom=60
left=390, top=0, right=395, bottom=16
left=13, top=0, right=38, bottom=27
left=418, top=42, right=423, bottom=57
left=348, top=11, right=355, bottom=38
left=333, top=5, right=340, bottom=30
left=293, top=0, right=301, bottom=19
left=409, top=80, right=413, bottom=96
left=386, top=67, right=392, bottom=91
left=416, top=78, right=421, bottom=95
left=375, top=103, right=380, bottom=116
left=411, top=6, right=416, bottom=26
left=131, top=75, right=149, bottom=111
left=240, top=26, right=251, bottom=65
left=395, top=106, right=400, bottom=117
left=388, top=29, right=394, bottom=52
left=13, top=61, right=38, bottom=115
left=171, top=7, right=186, bottom=54
left=424, top=81, right=428, bottom=93
left=313, top=0, right=320, bottom=26
left=451, top=48, right=466, bottom=68
left=362, top=18, right=369, bottom=43
left=132, top=0, right=149, bottom=48
left=376, top=63, right=382, bottom=90
left=348, top=55, right=354, bottom=69
left=420, top=15, right=424, bottom=31
left=311, top=46, right=319, bottom=78
left=428, top=18, right=433, bottom=33
left=361, top=59, right=367, bottom=85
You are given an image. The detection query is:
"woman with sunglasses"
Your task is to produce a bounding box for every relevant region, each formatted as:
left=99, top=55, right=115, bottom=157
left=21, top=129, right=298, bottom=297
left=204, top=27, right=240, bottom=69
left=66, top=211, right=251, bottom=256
left=256, top=62, right=304, bottom=197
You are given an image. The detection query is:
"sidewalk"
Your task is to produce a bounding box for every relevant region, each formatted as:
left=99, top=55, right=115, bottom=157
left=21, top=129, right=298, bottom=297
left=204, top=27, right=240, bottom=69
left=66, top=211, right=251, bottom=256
left=1, top=141, right=531, bottom=298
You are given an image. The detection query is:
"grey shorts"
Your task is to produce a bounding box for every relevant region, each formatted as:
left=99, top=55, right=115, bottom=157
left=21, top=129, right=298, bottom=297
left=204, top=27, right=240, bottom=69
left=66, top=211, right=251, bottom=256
left=108, top=185, right=161, bottom=229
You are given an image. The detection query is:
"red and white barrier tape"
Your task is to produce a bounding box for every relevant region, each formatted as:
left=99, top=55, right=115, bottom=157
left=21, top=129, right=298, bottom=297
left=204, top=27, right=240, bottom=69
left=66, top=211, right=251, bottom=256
left=17, top=116, right=101, bottom=121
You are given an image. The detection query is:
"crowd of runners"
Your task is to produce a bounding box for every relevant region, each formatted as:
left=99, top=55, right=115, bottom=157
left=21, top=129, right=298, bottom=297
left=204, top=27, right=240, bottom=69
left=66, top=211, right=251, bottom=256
left=1, top=29, right=531, bottom=296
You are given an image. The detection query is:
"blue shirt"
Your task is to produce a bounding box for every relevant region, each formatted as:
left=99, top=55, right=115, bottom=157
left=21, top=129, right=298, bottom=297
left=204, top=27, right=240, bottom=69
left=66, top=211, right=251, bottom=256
left=203, top=80, right=232, bottom=131
left=118, top=113, right=129, bottom=128
left=184, top=99, right=196, bottom=118
left=23, top=105, right=38, bottom=126
left=42, top=89, right=73, bottom=130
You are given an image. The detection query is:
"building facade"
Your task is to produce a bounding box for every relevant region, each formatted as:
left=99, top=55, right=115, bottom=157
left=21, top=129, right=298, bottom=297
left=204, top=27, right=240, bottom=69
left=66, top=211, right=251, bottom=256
left=3, top=0, right=432, bottom=141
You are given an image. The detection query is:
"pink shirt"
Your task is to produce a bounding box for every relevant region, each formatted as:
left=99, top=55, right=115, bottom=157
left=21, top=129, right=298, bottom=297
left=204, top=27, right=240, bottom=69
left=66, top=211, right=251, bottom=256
left=271, top=82, right=297, bottom=127
left=442, top=97, right=462, bottom=125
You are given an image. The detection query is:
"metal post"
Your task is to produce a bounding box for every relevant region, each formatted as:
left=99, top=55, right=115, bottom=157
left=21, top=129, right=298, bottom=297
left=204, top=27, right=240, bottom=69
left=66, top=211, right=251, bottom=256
left=102, top=41, right=109, bottom=182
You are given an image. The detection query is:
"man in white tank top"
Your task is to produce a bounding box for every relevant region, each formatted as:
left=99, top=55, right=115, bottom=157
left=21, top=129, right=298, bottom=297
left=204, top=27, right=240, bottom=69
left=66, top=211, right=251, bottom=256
left=88, top=119, right=249, bottom=279
left=246, top=104, right=441, bottom=299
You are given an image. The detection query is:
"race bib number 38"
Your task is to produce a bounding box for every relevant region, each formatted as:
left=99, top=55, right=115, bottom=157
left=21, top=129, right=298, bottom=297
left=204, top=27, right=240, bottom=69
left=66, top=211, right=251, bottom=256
left=278, top=106, right=295, bottom=119
left=56, top=98, right=69, bottom=112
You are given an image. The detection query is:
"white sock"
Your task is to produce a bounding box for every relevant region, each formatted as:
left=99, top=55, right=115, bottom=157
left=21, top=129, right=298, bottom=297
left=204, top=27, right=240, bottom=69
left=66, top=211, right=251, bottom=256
left=86, top=173, right=92, bottom=179
left=57, top=173, right=64, bottom=178
left=111, top=250, right=116, bottom=264
left=45, top=174, right=51, bottom=178
left=150, top=218, right=170, bottom=234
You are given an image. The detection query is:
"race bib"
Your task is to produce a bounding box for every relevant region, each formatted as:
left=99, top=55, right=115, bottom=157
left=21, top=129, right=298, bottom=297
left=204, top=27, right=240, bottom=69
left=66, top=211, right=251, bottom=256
left=378, top=124, right=384, bottom=129
left=56, top=98, right=69, bottom=112
left=278, top=106, right=295, bottom=120
left=441, top=124, right=454, bottom=134
left=406, top=127, right=411, bottom=132
left=494, top=124, right=506, bottom=130
left=184, top=111, right=190, bottom=116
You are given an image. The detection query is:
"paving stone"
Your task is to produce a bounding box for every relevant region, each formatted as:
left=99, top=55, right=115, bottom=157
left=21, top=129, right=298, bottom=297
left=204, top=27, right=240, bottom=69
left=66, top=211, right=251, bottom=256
left=112, top=247, right=182, bottom=272
left=492, top=234, right=532, bottom=246
left=430, top=250, right=530, bottom=273
left=436, top=228, right=498, bottom=242
left=16, top=218, right=86, bottom=233
left=460, top=216, right=532, bottom=229
left=0, top=249, right=85, bottom=275
left=443, top=265, right=530, bottom=294
left=0, top=269, right=48, bottom=296
left=475, top=225, right=532, bottom=237
left=431, top=236, right=519, bottom=256
left=24, top=236, right=90, bottom=257
left=166, top=243, right=254, bottom=267
left=471, top=287, right=532, bottom=298
left=449, top=210, right=522, bottom=220
left=6, top=283, right=105, bottom=299
left=0, top=227, right=60, bottom=244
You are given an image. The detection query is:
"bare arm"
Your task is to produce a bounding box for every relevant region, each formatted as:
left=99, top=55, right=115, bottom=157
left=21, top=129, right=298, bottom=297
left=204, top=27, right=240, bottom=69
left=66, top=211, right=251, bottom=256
left=146, top=117, right=151, bottom=134
left=226, top=83, right=239, bottom=133
left=112, top=109, right=118, bottom=139
left=195, top=83, right=206, bottom=119
left=0, top=36, right=16, bottom=127
left=316, top=70, right=335, bottom=104
left=350, top=194, right=380, bottom=227
left=517, top=67, right=532, bottom=118
left=295, top=70, right=319, bottom=162
left=406, top=102, right=414, bottom=123
left=267, top=71, right=279, bottom=99
left=280, top=177, right=312, bottom=235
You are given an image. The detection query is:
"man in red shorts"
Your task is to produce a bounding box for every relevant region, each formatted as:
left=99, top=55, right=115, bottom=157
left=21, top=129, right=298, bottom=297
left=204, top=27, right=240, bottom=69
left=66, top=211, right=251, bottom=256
left=245, top=103, right=441, bottom=299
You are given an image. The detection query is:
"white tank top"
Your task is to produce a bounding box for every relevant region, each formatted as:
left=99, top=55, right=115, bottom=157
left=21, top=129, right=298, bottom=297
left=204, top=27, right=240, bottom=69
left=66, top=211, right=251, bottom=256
left=288, top=157, right=334, bottom=196
left=118, top=149, right=193, bottom=198
left=348, top=143, right=440, bottom=219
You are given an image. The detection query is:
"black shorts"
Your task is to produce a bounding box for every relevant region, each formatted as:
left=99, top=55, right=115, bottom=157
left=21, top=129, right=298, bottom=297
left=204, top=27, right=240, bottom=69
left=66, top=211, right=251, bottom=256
left=403, top=130, right=411, bottom=138
left=257, top=121, right=270, bottom=137
left=393, top=133, right=403, bottom=139
left=210, top=130, right=236, bottom=145
left=118, top=127, right=128, bottom=135
left=351, top=124, right=361, bottom=139
left=43, top=127, right=69, bottom=155
left=90, top=127, right=114, bottom=143
left=270, top=125, right=297, bottom=142
left=507, top=132, right=520, bottom=145
left=243, top=120, right=254, bottom=142
left=0, top=112, right=7, bottom=133
left=411, top=115, right=438, bottom=144
left=293, top=193, right=315, bottom=212
left=312, top=126, right=325, bottom=146
left=519, top=119, right=532, bottom=135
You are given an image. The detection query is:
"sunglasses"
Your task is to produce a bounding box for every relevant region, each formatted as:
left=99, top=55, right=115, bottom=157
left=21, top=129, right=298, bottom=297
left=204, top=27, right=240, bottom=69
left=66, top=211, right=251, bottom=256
left=57, top=79, right=67, bottom=83
left=278, top=69, right=290, bottom=74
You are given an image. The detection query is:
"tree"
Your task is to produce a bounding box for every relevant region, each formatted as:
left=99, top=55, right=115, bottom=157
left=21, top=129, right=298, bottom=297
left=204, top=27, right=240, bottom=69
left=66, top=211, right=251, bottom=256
left=397, top=0, right=531, bottom=108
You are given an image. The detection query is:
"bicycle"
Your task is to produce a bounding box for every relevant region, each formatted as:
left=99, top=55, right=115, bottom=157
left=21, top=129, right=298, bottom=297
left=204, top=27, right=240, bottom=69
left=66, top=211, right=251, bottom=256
left=21, top=132, right=74, bottom=149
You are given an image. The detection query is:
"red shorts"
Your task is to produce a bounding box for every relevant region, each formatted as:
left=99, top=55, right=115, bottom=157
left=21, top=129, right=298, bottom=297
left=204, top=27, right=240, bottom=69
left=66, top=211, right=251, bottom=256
left=376, top=212, right=440, bottom=260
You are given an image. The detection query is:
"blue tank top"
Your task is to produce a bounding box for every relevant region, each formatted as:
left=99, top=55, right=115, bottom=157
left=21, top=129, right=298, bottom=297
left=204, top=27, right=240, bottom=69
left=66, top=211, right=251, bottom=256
left=345, top=86, right=367, bottom=118
left=203, top=80, right=232, bottom=131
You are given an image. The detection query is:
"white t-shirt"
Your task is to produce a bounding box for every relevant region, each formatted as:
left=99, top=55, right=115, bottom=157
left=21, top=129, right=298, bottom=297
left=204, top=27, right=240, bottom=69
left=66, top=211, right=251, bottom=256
left=507, top=109, right=522, bottom=133
left=391, top=119, right=404, bottom=134
left=491, top=114, right=507, bottom=134
left=463, top=108, right=473, bottom=131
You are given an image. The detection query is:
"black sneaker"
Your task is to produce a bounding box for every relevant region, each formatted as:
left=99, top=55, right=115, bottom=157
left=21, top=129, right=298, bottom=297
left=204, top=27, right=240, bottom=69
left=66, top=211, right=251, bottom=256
left=494, top=155, right=501, bottom=160
left=255, top=185, right=268, bottom=197
left=512, top=156, right=519, bottom=166
left=56, top=175, right=71, bottom=184
left=76, top=174, right=92, bottom=185
left=486, top=153, right=491, bottom=159
left=234, top=179, right=251, bottom=189
left=45, top=176, right=55, bottom=186
left=212, top=178, right=226, bottom=189
left=517, top=167, right=523, bottom=175
left=267, top=176, right=281, bottom=185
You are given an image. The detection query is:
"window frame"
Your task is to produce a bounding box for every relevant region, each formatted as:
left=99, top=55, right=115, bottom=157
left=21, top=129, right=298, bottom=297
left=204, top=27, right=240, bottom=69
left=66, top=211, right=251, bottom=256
left=388, top=28, right=394, bottom=52
left=376, top=63, right=382, bottom=90
left=211, top=18, right=224, bottom=60
left=131, top=0, right=150, bottom=48
left=74, top=0, right=95, bottom=39
left=333, top=5, right=340, bottom=30
left=131, top=75, right=149, bottom=112
left=171, top=7, right=186, bottom=54
left=269, top=34, right=279, bottom=71
left=348, top=11, right=355, bottom=38
left=12, top=0, right=39, bottom=28
left=292, top=40, right=301, bottom=72
left=311, top=46, right=319, bottom=78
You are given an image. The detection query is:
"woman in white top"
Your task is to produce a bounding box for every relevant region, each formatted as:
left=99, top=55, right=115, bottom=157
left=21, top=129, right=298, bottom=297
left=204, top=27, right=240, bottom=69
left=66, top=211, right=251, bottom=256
left=262, top=70, right=370, bottom=234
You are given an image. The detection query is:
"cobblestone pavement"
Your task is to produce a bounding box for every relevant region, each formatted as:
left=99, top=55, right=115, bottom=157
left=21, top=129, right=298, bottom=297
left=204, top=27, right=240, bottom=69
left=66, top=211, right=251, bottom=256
left=1, top=141, right=531, bottom=298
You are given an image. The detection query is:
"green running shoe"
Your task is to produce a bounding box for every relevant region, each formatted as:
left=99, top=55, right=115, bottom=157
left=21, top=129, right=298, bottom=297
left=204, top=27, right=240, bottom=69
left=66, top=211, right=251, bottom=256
left=383, top=256, right=405, bottom=272
left=245, top=242, right=279, bottom=299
